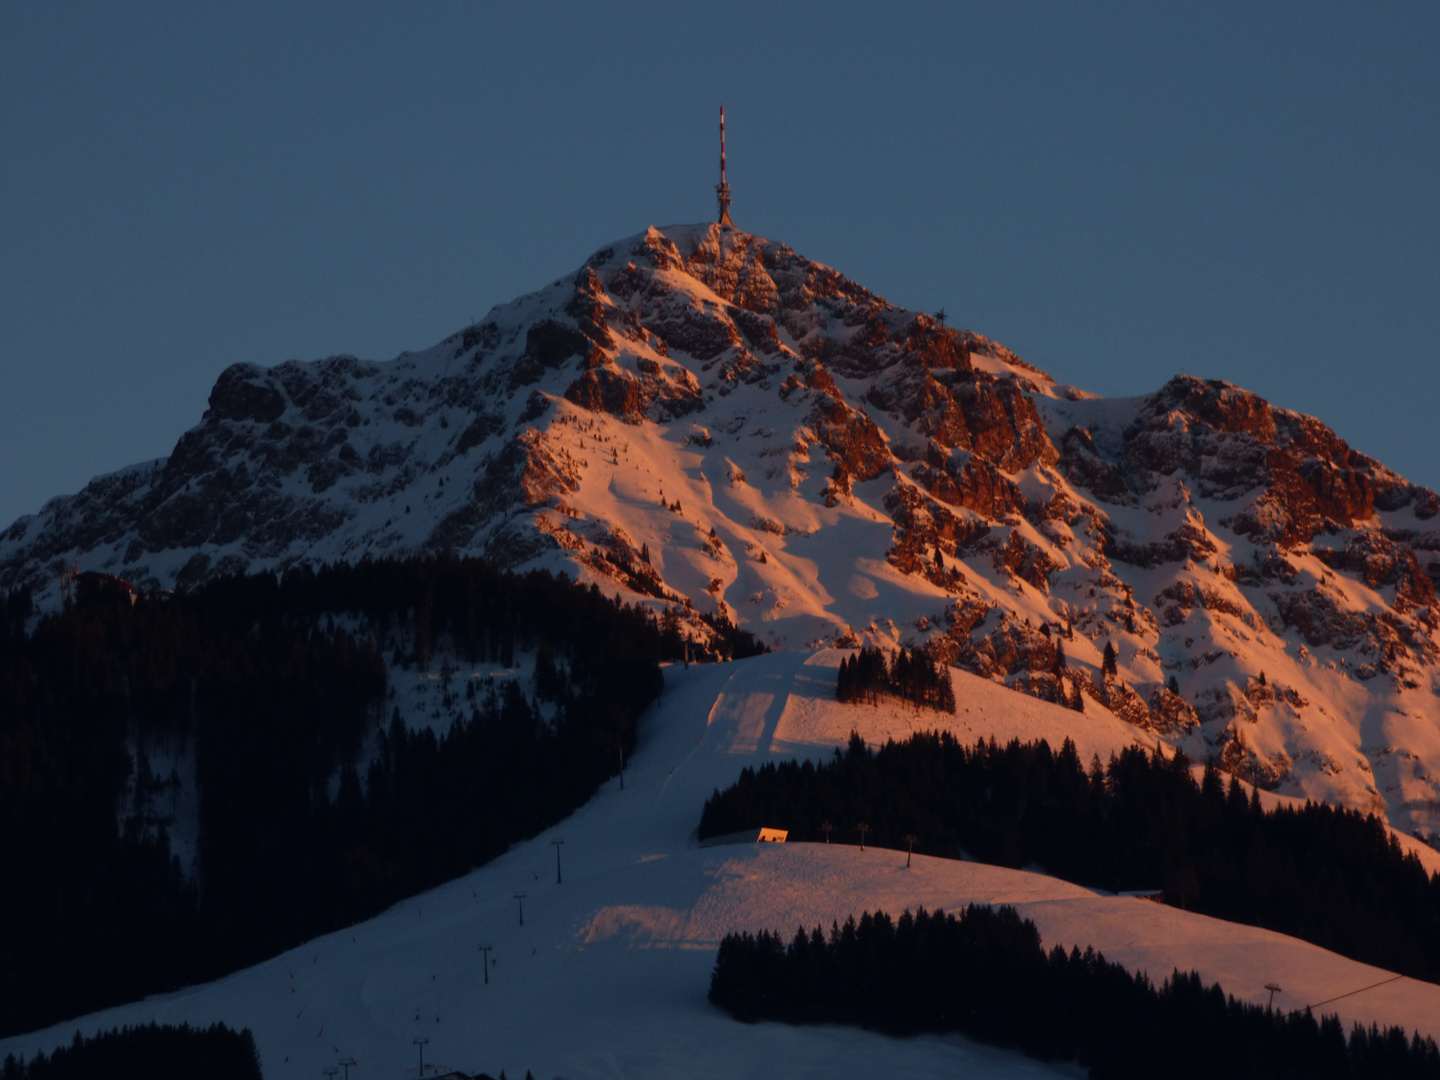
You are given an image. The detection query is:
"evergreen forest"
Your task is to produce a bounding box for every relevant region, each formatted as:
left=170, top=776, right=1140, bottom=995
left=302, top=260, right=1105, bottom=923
left=709, top=904, right=1440, bottom=1079
left=1, top=1022, right=262, bottom=1080
left=698, top=732, right=1440, bottom=984
left=834, top=646, right=954, bottom=713
left=0, top=557, right=750, bottom=1037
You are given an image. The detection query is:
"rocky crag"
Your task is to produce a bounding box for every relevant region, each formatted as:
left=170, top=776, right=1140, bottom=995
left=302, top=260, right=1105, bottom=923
left=5, top=223, right=1440, bottom=843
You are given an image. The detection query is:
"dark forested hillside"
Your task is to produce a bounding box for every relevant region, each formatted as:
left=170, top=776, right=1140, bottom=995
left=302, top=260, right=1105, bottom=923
left=709, top=905, right=1440, bottom=1079
left=2, top=1022, right=262, bottom=1080
left=0, top=557, right=700, bottom=1037
left=699, top=732, right=1440, bottom=984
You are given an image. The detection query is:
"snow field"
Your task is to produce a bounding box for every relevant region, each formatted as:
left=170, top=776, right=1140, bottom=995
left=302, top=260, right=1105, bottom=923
left=4, top=653, right=1437, bottom=1079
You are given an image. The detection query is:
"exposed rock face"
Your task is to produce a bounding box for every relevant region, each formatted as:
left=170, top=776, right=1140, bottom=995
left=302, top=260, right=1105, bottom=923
left=1149, top=685, right=1200, bottom=735
left=4, top=221, right=1440, bottom=843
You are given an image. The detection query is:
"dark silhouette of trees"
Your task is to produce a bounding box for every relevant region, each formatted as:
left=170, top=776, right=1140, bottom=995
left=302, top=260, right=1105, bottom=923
left=709, top=904, right=1440, bottom=1079
left=699, top=732, right=1440, bottom=984
left=835, top=647, right=954, bottom=713
left=0, top=556, right=676, bottom=1036
left=2, top=1022, right=261, bottom=1080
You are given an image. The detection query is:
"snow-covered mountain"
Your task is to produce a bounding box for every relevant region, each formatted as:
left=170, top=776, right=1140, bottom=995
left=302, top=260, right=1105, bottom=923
left=4, top=652, right=1437, bottom=1080
left=4, top=222, right=1440, bottom=845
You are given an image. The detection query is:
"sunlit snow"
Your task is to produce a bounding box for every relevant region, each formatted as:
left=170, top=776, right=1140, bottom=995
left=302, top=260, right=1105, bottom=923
left=4, top=653, right=1435, bottom=1079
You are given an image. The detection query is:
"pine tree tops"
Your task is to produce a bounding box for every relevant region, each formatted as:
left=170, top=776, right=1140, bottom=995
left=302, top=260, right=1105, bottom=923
left=836, top=647, right=888, bottom=706
left=835, top=646, right=956, bottom=714
left=1102, top=640, right=1118, bottom=679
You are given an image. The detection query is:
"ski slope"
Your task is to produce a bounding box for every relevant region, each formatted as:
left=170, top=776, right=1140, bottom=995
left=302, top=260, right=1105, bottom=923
left=10, top=222, right=1440, bottom=852
left=5, top=654, right=1438, bottom=1079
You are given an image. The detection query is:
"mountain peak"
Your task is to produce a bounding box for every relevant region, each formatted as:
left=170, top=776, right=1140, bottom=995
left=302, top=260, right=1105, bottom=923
left=4, top=225, right=1440, bottom=844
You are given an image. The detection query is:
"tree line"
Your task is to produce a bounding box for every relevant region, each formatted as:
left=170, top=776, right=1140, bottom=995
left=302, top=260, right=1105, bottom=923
left=2, top=1022, right=261, bottom=1080
left=698, top=732, right=1440, bottom=984
left=835, top=646, right=954, bottom=713
left=709, top=904, right=1440, bottom=1079
left=0, top=556, right=689, bottom=1036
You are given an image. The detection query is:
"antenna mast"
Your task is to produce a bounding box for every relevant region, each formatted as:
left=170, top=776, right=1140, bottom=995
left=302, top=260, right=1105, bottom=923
left=716, top=106, right=734, bottom=228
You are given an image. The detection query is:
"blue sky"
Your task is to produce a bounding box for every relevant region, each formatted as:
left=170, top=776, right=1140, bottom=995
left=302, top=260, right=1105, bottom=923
left=2, top=2, right=1436, bottom=530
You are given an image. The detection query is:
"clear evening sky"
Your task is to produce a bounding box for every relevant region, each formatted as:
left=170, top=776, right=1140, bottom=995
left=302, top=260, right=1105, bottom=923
left=2, top=3, right=1436, bottom=530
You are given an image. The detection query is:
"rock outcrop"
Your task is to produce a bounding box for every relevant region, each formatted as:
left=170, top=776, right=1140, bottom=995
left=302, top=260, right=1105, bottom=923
left=4, top=221, right=1439, bottom=844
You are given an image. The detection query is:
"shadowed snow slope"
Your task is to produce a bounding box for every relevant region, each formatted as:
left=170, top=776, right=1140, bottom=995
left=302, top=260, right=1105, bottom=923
left=4, top=654, right=1436, bottom=1080
left=7, top=223, right=1440, bottom=844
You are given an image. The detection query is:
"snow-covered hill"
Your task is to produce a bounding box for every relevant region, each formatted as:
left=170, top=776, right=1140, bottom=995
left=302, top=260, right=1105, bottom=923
left=4, top=222, right=1440, bottom=846
left=3, top=653, right=1436, bottom=1080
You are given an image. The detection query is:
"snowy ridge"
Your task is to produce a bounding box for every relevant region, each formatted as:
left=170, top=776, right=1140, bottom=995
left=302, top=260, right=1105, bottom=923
left=3, top=652, right=1436, bottom=1079
left=3, top=223, right=1440, bottom=846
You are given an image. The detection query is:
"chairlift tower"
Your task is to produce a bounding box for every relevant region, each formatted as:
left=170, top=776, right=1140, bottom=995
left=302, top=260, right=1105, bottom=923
left=716, top=106, right=734, bottom=228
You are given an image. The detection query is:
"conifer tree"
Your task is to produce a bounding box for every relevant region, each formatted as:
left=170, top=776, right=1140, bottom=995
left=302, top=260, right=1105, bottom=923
left=836, top=656, right=853, bottom=703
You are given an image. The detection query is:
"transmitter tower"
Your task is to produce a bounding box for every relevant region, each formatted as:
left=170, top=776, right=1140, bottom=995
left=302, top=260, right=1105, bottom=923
left=716, top=106, right=734, bottom=228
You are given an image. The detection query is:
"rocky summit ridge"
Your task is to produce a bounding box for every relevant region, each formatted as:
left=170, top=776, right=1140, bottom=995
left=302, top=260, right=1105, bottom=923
left=4, top=222, right=1440, bottom=844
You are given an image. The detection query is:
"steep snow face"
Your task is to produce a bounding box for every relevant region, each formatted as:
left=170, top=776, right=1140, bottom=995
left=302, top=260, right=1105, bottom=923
left=3, top=223, right=1440, bottom=843
left=3, top=653, right=1436, bottom=1079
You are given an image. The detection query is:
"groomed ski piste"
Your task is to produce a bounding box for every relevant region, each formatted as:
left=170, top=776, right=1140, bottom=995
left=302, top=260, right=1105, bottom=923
left=6, top=653, right=1440, bottom=1079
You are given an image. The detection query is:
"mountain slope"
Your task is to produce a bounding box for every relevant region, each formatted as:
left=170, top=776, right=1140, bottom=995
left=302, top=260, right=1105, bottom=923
left=4, top=223, right=1440, bottom=844
left=2, top=652, right=1435, bottom=1080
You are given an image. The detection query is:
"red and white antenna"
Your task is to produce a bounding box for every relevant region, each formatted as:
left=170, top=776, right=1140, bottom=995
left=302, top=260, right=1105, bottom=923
left=716, top=105, right=734, bottom=228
